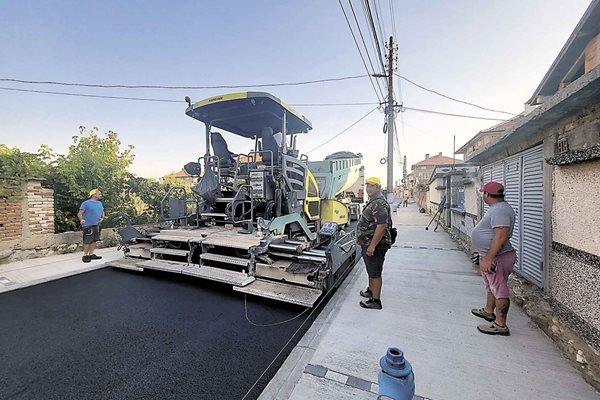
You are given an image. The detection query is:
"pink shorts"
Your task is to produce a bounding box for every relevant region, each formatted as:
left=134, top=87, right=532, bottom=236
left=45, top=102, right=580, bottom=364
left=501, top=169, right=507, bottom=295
left=481, top=250, right=516, bottom=299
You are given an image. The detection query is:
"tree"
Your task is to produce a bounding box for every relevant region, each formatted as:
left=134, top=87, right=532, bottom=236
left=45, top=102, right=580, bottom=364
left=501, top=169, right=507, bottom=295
left=52, top=127, right=135, bottom=232
left=0, top=144, right=54, bottom=199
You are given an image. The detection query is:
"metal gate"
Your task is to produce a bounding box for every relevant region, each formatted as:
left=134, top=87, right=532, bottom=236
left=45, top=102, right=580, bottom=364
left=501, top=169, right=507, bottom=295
left=481, top=144, right=544, bottom=287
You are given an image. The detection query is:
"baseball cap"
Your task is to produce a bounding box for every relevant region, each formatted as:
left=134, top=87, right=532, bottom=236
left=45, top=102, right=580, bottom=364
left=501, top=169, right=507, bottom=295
left=480, top=182, right=504, bottom=195
left=88, top=188, right=100, bottom=198
left=366, top=177, right=381, bottom=187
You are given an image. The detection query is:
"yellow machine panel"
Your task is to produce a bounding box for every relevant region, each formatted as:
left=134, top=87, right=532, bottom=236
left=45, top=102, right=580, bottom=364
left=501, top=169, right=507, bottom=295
left=304, top=170, right=321, bottom=221
left=320, top=199, right=349, bottom=225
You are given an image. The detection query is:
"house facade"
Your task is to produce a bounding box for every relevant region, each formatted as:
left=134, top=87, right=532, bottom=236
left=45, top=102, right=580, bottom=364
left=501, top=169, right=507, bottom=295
left=459, top=0, right=600, bottom=380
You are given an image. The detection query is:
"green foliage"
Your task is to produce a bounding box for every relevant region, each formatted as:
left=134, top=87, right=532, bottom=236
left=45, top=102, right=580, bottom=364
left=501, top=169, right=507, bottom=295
left=0, top=144, right=54, bottom=199
left=51, top=127, right=135, bottom=231
left=4, top=127, right=192, bottom=232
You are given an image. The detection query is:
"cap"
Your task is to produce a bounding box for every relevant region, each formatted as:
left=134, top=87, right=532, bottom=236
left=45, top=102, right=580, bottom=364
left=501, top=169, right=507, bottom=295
left=88, top=188, right=100, bottom=198
left=480, top=182, right=504, bottom=195
left=366, top=176, right=381, bottom=187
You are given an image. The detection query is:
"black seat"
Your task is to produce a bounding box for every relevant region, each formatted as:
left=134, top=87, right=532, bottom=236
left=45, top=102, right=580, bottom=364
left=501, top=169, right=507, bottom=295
left=260, top=127, right=279, bottom=165
left=211, top=132, right=236, bottom=168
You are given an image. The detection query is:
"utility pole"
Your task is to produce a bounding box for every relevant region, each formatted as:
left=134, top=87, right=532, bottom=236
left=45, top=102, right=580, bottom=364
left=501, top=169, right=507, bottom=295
left=373, top=36, right=396, bottom=198
left=385, top=36, right=395, bottom=196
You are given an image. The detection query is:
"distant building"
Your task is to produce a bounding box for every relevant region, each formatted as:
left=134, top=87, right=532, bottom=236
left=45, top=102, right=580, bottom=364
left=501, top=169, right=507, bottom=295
left=410, top=152, right=462, bottom=187
left=456, top=117, right=524, bottom=161
left=162, top=170, right=196, bottom=188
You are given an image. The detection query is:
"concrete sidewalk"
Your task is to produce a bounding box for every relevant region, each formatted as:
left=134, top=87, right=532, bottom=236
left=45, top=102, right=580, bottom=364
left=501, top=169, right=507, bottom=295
left=259, top=204, right=599, bottom=400
left=1, top=210, right=598, bottom=399
left=0, top=247, right=122, bottom=294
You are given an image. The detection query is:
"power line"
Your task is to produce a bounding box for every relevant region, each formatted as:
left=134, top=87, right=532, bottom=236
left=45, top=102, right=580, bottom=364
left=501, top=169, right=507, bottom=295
left=289, top=102, right=378, bottom=106
left=338, top=0, right=383, bottom=103
left=0, top=86, right=182, bottom=103
left=388, top=0, right=397, bottom=41
left=0, top=74, right=368, bottom=90
left=401, top=105, right=507, bottom=121
left=347, top=0, right=385, bottom=100
left=360, top=0, right=386, bottom=74
left=306, top=107, right=378, bottom=153
left=363, top=0, right=387, bottom=79
left=395, top=74, right=517, bottom=116
left=1, top=85, right=510, bottom=121
left=372, top=0, right=387, bottom=46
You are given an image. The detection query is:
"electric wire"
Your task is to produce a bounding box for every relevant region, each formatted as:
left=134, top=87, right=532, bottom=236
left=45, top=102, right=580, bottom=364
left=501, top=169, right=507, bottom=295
left=0, top=86, right=182, bottom=103
left=395, top=74, right=517, bottom=116
left=239, top=290, right=330, bottom=400
left=373, top=0, right=388, bottom=45
left=338, top=0, right=383, bottom=103
left=0, top=86, right=380, bottom=106
left=0, top=74, right=369, bottom=90
left=363, top=0, right=386, bottom=78
left=244, top=294, right=310, bottom=327
left=360, top=0, right=386, bottom=74
left=389, top=0, right=398, bottom=41
left=289, top=102, right=378, bottom=106
left=306, top=107, right=378, bottom=154
left=401, top=105, right=507, bottom=121
left=347, top=0, right=386, bottom=100
left=1, top=85, right=509, bottom=121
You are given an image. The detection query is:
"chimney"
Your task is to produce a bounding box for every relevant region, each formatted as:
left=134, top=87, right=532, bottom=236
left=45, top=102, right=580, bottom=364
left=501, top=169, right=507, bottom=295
left=425, top=153, right=429, bottom=159
left=439, top=152, right=442, bottom=156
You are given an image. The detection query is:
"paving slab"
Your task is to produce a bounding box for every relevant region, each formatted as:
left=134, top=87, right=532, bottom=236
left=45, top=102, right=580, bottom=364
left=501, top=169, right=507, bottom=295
left=0, top=247, right=122, bottom=293
left=260, top=204, right=600, bottom=400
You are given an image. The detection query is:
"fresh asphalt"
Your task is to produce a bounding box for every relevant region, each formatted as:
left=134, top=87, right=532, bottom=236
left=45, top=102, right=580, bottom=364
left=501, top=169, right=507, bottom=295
left=0, top=267, right=331, bottom=400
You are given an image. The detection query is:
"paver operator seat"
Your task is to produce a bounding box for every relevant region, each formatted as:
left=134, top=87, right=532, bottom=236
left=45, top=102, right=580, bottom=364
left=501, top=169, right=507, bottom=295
left=260, top=127, right=280, bottom=166
left=211, top=131, right=236, bottom=169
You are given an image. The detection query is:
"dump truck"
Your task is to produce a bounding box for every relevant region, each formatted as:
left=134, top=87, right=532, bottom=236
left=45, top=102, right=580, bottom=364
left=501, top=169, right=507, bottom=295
left=108, top=92, right=362, bottom=307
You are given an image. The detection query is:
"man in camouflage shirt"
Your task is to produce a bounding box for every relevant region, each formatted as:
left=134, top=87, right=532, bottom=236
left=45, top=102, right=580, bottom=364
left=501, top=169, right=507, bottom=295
left=356, top=176, right=392, bottom=310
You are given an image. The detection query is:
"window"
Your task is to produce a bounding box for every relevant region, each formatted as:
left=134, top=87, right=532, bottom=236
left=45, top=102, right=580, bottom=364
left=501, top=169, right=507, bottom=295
left=308, top=179, right=318, bottom=197
left=450, top=175, right=465, bottom=210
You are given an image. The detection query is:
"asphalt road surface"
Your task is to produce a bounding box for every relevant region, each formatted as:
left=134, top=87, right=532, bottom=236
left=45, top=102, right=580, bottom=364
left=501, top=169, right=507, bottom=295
left=0, top=267, right=326, bottom=400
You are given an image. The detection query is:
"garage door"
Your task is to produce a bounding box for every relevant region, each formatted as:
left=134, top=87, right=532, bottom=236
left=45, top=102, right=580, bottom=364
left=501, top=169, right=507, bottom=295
left=481, top=144, right=544, bottom=287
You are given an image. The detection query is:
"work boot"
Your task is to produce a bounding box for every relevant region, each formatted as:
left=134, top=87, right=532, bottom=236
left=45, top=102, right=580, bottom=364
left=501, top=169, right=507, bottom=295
left=89, top=254, right=103, bottom=260
left=360, top=288, right=372, bottom=298
left=360, top=298, right=382, bottom=310
left=82, top=255, right=91, bottom=263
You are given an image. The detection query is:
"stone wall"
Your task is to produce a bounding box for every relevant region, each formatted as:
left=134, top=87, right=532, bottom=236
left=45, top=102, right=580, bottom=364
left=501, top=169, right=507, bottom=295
left=0, top=229, right=119, bottom=264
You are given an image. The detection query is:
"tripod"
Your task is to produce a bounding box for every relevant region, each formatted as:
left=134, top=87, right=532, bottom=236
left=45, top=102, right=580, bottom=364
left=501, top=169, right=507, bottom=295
left=425, top=195, right=446, bottom=231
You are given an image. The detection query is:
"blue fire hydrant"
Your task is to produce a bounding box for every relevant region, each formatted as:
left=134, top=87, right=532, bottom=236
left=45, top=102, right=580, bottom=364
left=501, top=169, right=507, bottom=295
left=378, top=347, right=415, bottom=400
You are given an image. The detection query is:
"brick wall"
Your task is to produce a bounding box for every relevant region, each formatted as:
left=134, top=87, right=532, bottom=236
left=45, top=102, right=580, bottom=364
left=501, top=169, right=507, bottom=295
left=0, top=198, right=23, bottom=241
left=26, top=181, right=54, bottom=236
left=0, top=179, right=54, bottom=243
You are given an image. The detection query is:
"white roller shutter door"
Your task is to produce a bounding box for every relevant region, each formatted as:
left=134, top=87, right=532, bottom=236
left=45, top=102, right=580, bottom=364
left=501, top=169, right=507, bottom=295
left=504, top=155, right=522, bottom=265
left=480, top=144, right=544, bottom=287
left=520, top=145, right=544, bottom=285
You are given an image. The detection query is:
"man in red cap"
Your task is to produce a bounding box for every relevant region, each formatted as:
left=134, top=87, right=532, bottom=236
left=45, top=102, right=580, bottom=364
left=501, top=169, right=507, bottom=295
left=470, top=181, right=516, bottom=336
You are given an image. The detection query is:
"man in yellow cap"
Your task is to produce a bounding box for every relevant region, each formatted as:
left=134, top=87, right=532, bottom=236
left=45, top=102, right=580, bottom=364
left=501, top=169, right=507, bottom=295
left=77, top=188, right=105, bottom=263
left=356, top=176, right=392, bottom=310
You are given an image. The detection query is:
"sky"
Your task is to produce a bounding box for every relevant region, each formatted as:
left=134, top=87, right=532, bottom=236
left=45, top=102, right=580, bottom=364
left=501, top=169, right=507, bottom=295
left=0, top=0, right=593, bottom=183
